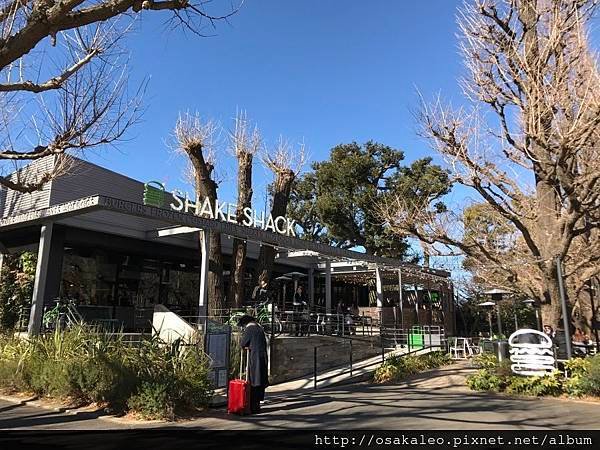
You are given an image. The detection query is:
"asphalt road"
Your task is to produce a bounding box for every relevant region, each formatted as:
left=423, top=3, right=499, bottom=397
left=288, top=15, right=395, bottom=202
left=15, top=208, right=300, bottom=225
left=1, top=363, right=600, bottom=430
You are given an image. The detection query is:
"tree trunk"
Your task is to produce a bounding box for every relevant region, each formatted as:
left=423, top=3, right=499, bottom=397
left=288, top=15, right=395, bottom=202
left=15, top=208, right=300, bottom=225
left=188, top=149, right=225, bottom=316
left=206, top=230, right=225, bottom=315
left=255, top=169, right=295, bottom=284
left=229, top=239, right=248, bottom=308
left=521, top=1, right=565, bottom=332
left=539, top=269, right=564, bottom=330
left=227, top=152, right=253, bottom=308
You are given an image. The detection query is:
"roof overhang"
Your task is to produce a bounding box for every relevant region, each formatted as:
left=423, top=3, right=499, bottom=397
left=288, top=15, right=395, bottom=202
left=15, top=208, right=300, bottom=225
left=0, top=195, right=451, bottom=281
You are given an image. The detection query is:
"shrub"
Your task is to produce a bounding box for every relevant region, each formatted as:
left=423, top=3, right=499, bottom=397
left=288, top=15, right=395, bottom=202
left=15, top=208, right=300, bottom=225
left=472, top=353, right=499, bottom=370
left=373, top=350, right=451, bottom=383
left=0, top=335, right=32, bottom=391
left=0, top=326, right=213, bottom=420
left=374, top=357, right=406, bottom=384
left=420, top=351, right=452, bottom=369
left=466, top=347, right=600, bottom=399
left=563, top=358, right=591, bottom=397
left=127, top=382, right=174, bottom=421
left=581, top=354, right=600, bottom=396
left=505, top=371, right=563, bottom=397
left=495, top=359, right=514, bottom=378
left=125, top=339, right=213, bottom=419
left=466, top=369, right=505, bottom=392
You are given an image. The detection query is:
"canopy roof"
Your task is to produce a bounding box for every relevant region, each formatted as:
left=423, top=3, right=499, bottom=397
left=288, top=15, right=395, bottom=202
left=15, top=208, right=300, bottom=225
left=0, top=194, right=451, bottom=282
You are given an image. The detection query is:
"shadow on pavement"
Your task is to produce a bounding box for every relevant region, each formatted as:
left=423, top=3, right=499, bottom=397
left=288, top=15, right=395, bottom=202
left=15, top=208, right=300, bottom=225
left=0, top=403, right=114, bottom=430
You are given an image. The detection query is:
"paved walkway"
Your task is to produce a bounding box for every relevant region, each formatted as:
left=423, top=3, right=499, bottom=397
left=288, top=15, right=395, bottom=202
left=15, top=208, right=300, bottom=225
left=265, top=345, right=426, bottom=398
left=2, top=361, right=600, bottom=430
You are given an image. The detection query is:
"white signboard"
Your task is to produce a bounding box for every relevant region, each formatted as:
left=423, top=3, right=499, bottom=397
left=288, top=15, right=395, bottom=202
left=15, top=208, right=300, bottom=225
left=508, top=329, right=556, bottom=376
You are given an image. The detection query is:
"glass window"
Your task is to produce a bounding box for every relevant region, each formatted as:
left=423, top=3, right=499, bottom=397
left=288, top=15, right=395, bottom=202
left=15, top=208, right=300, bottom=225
left=162, top=263, right=200, bottom=314
left=61, top=249, right=117, bottom=306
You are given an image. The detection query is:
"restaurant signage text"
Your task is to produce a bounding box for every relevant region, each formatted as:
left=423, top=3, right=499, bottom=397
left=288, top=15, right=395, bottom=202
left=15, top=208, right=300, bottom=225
left=143, top=181, right=296, bottom=237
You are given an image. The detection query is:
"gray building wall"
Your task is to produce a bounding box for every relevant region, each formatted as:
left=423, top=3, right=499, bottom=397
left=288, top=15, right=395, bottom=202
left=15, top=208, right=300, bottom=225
left=0, top=156, right=273, bottom=261
left=49, top=156, right=198, bottom=248
left=0, top=157, right=53, bottom=218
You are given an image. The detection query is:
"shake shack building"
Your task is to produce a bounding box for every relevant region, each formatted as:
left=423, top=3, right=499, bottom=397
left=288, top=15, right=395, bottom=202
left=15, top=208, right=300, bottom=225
left=0, top=156, right=455, bottom=335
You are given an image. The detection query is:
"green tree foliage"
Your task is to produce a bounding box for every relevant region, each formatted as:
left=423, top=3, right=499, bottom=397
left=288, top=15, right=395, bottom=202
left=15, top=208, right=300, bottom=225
left=289, top=141, right=451, bottom=259
left=456, top=295, right=537, bottom=337
left=0, top=252, right=36, bottom=331
left=287, top=172, right=328, bottom=244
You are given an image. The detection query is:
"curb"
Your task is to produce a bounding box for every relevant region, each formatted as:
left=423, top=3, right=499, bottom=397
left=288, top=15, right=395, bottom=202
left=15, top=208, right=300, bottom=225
left=0, top=393, right=205, bottom=427
left=0, top=393, right=117, bottom=418
left=468, top=389, right=600, bottom=406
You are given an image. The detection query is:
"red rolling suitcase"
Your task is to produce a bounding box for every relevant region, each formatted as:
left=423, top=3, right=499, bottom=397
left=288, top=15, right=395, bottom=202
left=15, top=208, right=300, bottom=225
left=227, top=348, right=251, bottom=415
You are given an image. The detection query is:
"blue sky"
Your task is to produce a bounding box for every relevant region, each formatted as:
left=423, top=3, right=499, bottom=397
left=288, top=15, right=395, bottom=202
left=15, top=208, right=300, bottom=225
left=82, top=0, right=600, bottom=278
left=87, top=0, right=467, bottom=207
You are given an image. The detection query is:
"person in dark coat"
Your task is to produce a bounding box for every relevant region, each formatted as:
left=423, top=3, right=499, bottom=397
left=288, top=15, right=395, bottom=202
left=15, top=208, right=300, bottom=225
left=553, top=327, right=568, bottom=360
left=251, top=277, right=269, bottom=306
left=238, top=315, right=269, bottom=413
left=292, top=286, right=308, bottom=336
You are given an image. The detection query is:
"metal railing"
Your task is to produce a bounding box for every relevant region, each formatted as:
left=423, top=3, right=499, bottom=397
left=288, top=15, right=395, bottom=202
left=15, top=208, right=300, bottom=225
left=311, top=332, right=448, bottom=390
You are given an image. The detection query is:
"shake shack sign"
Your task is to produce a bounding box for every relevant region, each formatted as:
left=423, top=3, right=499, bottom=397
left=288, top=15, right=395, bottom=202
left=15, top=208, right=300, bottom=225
left=143, top=181, right=297, bottom=237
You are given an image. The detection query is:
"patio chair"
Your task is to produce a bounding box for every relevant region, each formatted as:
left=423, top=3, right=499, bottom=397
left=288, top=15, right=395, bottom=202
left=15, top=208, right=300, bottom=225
left=465, top=339, right=481, bottom=357
left=449, top=337, right=467, bottom=359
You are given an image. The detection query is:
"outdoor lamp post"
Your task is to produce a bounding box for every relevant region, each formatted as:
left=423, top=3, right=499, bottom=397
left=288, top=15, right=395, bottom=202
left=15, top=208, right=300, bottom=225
left=556, top=258, right=573, bottom=360
left=283, top=271, right=306, bottom=294
left=589, top=278, right=600, bottom=351
left=483, top=288, right=511, bottom=336
left=523, top=298, right=540, bottom=331
left=479, top=301, right=496, bottom=338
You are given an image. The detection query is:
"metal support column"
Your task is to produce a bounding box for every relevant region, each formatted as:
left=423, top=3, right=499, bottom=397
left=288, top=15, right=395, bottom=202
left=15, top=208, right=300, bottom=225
left=375, top=266, right=383, bottom=308
left=308, top=267, right=315, bottom=308
left=590, top=278, right=600, bottom=351
left=495, top=304, right=503, bottom=337
left=556, top=258, right=573, bottom=359
left=325, top=260, right=332, bottom=314
left=398, top=269, right=404, bottom=332
left=28, top=223, right=54, bottom=335
left=198, top=230, right=209, bottom=319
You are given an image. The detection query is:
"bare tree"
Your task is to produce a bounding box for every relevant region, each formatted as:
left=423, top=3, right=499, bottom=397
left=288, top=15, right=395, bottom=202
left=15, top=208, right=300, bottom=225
left=226, top=111, right=260, bottom=308
left=0, top=1, right=240, bottom=192
left=174, top=112, right=224, bottom=314
left=380, top=0, right=600, bottom=328
left=254, top=137, right=305, bottom=284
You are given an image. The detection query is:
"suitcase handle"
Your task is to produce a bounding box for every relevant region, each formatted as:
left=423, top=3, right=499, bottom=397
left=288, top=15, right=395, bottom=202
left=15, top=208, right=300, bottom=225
left=240, top=347, right=249, bottom=381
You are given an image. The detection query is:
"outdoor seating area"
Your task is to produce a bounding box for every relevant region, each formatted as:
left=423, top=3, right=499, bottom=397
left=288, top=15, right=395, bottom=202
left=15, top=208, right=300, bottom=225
left=210, top=305, right=377, bottom=338
left=449, top=337, right=481, bottom=359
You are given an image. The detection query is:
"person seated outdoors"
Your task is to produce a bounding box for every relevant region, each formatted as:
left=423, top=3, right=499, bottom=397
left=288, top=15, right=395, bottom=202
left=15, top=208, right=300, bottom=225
left=573, top=327, right=591, bottom=355
left=573, top=327, right=590, bottom=344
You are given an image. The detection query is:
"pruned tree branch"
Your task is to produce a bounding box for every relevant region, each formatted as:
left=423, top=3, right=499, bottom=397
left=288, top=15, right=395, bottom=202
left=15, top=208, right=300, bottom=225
left=0, top=0, right=241, bottom=192
left=382, top=0, right=600, bottom=328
